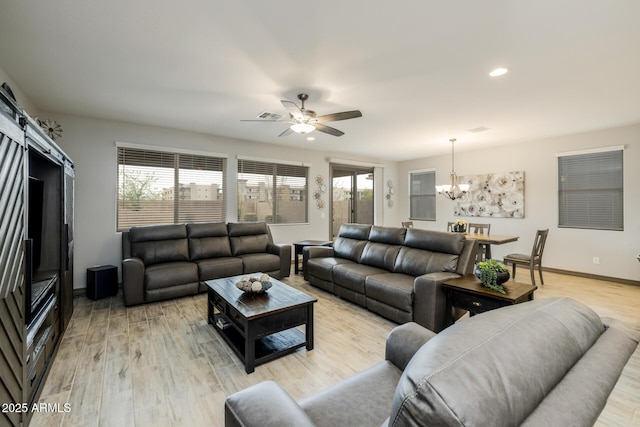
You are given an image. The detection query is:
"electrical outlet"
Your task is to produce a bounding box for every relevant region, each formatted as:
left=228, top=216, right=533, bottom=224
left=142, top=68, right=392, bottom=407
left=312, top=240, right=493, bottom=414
left=593, top=256, right=600, bottom=265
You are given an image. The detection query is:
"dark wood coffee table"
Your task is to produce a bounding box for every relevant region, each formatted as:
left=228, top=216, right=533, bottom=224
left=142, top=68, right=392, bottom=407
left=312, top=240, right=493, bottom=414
left=442, top=275, right=537, bottom=326
left=206, top=274, right=317, bottom=373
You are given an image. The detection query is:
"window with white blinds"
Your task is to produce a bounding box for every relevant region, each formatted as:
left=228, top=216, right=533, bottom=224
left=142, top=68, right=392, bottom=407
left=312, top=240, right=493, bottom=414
left=117, top=146, right=226, bottom=230
left=558, top=148, right=623, bottom=230
left=237, top=158, right=308, bottom=224
left=409, top=170, right=436, bottom=221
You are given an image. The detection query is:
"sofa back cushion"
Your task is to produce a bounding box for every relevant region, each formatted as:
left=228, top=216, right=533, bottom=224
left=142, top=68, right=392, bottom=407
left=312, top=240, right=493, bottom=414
left=393, top=229, right=464, bottom=275
left=187, top=222, right=232, bottom=260
left=404, top=228, right=465, bottom=254
left=129, top=224, right=189, bottom=265
left=333, top=223, right=372, bottom=262
left=360, top=226, right=406, bottom=270
left=227, top=222, right=271, bottom=256
left=388, top=298, right=605, bottom=427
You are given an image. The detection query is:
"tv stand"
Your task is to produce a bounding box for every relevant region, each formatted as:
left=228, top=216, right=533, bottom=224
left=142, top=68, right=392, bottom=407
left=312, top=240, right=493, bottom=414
left=0, top=84, right=74, bottom=427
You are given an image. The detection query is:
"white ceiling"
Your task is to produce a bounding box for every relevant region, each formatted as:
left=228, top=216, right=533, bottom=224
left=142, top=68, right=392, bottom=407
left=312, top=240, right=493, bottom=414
left=1, top=1, right=639, bottom=161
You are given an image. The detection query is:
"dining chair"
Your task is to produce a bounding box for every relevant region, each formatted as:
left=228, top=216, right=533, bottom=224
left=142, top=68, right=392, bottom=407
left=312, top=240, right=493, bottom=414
left=469, top=223, right=491, bottom=234
left=503, top=229, right=549, bottom=286
left=446, top=222, right=455, bottom=232
left=469, top=223, right=491, bottom=261
left=401, top=221, right=414, bottom=228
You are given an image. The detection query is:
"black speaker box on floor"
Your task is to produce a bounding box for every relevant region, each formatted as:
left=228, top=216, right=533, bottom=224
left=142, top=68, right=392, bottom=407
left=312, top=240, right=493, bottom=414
left=86, top=265, right=118, bottom=300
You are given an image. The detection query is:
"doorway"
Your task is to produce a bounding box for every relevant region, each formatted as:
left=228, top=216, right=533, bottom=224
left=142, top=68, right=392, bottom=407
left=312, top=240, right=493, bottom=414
left=330, top=164, right=374, bottom=238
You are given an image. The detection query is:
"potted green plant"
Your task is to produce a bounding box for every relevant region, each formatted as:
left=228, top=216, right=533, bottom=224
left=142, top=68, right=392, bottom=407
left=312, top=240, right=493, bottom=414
left=475, top=259, right=510, bottom=294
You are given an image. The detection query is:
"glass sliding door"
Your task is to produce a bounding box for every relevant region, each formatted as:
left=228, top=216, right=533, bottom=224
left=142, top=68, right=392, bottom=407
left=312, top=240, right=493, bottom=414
left=330, top=164, right=374, bottom=238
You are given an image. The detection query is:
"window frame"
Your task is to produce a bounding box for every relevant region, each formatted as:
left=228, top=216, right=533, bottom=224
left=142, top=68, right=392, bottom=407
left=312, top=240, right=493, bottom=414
left=116, top=143, right=227, bottom=231
left=408, top=168, right=436, bottom=221
left=237, top=156, right=309, bottom=224
left=557, top=145, right=624, bottom=231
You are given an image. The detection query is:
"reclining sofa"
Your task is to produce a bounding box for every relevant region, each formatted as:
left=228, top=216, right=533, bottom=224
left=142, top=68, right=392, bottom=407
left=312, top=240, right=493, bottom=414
left=225, top=297, right=640, bottom=427
left=303, top=223, right=477, bottom=332
left=121, top=222, right=291, bottom=306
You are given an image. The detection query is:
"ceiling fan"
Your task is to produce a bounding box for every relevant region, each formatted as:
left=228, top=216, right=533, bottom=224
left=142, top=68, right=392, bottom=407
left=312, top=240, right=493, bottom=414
left=242, top=93, right=362, bottom=137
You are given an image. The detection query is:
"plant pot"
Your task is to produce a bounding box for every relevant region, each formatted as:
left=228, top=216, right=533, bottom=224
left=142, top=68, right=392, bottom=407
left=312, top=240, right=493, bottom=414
left=474, top=268, right=510, bottom=285
left=453, top=225, right=466, bottom=232
left=496, top=271, right=510, bottom=285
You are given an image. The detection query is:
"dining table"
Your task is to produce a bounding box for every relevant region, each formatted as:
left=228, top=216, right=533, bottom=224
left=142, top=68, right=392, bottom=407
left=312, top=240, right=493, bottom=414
left=464, top=232, right=519, bottom=261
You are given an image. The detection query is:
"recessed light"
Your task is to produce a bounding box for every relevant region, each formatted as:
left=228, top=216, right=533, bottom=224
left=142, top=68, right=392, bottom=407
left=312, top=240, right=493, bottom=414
left=489, top=67, right=508, bottom=77
left=306, top=137, right=315, bottom=141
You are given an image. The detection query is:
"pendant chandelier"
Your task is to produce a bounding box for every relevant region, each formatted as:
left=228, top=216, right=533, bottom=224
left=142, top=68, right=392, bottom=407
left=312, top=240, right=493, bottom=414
left=435, top=138, right=469, bottom=200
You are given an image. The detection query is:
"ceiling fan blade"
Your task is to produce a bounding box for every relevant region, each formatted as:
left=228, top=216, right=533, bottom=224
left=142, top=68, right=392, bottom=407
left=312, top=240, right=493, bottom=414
left=240, top=119, right=289, bottom=122
left=278, top=127, right=294, bottom=137
left=315, top=110, right=362, bottom=123
left=315, top=124, right=344, bottom=137
left=281, top=100, right=304, bottom=120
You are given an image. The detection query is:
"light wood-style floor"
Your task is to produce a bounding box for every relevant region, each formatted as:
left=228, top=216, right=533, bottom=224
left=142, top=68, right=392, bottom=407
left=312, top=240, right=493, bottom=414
left=30, top=271, right=640, bottom=427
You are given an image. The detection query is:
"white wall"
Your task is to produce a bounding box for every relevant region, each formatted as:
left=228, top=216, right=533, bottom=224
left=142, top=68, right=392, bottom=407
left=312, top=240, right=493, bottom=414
left=0, top=65, right=40, bottom=116
left=7, top=59, right=636, bottom=285
left=44, top=113, right=400, bottom=289
left=398, top=124, right=640, bottom=282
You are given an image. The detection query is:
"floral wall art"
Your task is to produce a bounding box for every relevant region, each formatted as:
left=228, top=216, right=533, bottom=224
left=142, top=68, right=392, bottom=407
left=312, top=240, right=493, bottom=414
left=313, top=175, right=326, bottom=209
left=454, top=170, right=524, bottom=218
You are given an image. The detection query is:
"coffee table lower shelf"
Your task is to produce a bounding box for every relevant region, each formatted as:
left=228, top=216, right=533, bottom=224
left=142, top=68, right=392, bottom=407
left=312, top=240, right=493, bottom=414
left=211, top=313, right=307, bottom=372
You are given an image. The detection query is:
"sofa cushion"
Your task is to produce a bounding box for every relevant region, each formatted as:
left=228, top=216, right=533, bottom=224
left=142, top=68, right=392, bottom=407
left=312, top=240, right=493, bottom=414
left=187, top=222, right=232, bottom=260
left=129, top=223, right=187, bottom=242
left=369, top=225, right=406, bottom=245
left=144, top=261, right=198, bottom=290
left=364, top=273, right=414, bottom=312
left=228, top=221, right=270, bottom=237
left=336, top=223, right=372, bottom=240
left=360, top=242, right=401, bottom=270
left=226, top=223, right=270, bottom=256
left=332, top=264, right=388, bottom=294
left=333, top=237, right=368, bottom=263
left=300, top=361, right=402, bottom=427
left=129, top=224, right=189, bottom=266
left=307, top=257, right=356, bottom=282
left=332, top=223, right=371, bottom=262
left=394, top=247, right=458, bottom=276
left=195, top=257, right=243, bottom=281
left=389, top=297, right=605, bottom=427
left=237, top=253, right=281, bottom=274
left=404, top=228, right=465, bottom=255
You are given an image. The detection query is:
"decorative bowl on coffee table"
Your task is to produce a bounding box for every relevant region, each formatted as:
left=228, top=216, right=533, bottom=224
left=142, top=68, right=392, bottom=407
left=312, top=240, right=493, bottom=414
left=236, top=274, right=273, bottom=293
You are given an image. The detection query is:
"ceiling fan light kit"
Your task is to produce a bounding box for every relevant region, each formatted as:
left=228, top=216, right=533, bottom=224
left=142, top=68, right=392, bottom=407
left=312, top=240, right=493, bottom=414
left=290, top=122, right=315, bottom=134
left=242, top=93, right=362, bottom=138
left=436, top=138, right=469, bottom=200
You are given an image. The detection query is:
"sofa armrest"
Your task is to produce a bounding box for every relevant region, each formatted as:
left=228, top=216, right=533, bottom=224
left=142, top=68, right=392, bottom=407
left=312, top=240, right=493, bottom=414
left=225, top=380, right=315, bottom=427
left=386, top=322, right=436, bottom=371
left=122, top=257, right=145, bottom=306
left=305, top=246, right=335, bottom=259
left=302, top=246, right=335, bottom=280
left=413, top=272, right=462, bottom=333
left=269, top=243, right=292, bottom=278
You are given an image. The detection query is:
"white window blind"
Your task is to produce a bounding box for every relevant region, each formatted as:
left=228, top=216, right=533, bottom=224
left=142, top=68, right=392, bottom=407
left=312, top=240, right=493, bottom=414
left=237, top=159, right=308, bottom=224
left=558, top=149, right=623, bottom=230
left=117, top=146, right=226, bottom=230
left=409, top=170, right=436, bottom=221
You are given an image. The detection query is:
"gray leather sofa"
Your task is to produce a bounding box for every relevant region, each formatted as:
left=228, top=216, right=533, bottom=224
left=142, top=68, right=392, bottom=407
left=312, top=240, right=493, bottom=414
left=303, top=224, right=477, bottom=332
left=225, top=297, right=640, bottom=427
left=121, top=222, right=291, bottom=306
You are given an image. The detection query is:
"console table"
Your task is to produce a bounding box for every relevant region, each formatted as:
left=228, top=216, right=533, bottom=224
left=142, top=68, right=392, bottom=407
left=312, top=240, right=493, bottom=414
left=293, top=240, right=332, bottom=274
left=442, top=275, right=537, bottom=326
